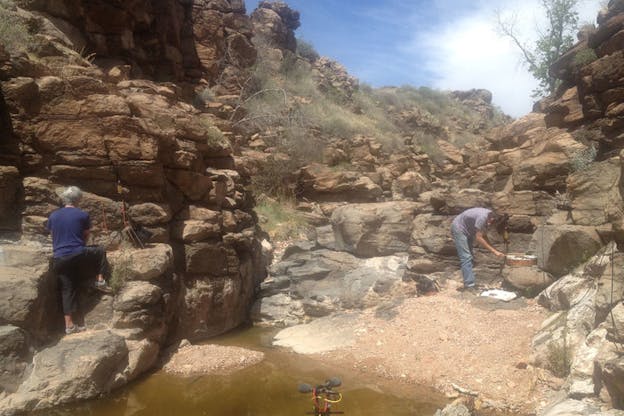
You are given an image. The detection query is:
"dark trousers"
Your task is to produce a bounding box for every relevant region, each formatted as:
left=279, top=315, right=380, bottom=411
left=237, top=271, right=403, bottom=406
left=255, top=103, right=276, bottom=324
left=53, top=246, right=110, bottom=315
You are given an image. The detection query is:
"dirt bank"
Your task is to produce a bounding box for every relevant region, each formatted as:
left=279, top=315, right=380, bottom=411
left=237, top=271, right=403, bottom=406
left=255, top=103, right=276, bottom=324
left=308, top=277, right=552, bottom=414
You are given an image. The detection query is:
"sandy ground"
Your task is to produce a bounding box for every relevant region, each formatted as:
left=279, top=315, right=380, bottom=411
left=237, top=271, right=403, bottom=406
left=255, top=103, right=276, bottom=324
left=310, top=278, right=552, bottom=415
left=162, top=343, right=265, bottom=376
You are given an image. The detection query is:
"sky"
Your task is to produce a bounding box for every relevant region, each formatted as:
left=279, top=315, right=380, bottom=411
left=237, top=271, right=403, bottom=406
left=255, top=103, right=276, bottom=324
left=245, top=0, right=604, bottom=118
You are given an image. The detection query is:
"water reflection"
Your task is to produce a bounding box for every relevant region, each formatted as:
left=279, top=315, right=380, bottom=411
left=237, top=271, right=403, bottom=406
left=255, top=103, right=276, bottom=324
left=46, top=327, right=444, bottom=416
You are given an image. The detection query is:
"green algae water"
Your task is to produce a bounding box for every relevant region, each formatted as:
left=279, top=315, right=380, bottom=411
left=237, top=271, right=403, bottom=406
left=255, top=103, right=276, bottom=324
left=51, top=327, right=446, bottom=416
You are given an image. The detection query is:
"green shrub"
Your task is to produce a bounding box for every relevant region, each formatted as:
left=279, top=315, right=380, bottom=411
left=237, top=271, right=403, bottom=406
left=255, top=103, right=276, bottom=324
left=194, top=87, right=216, bottom=108
left=206, top=125, right=226, bottom=147
left=296, top=38, right=319, bottom=62
left=546, top=341, right=571, bottom=377
left=279, top=51, right=299, bottom=75
left=110, top=259, right=131, bottom=293
left=573, top=48, right=598, bottom=67
left=251, top=155, right=300, bottom=198
left=255, top=198, right=311, bottom=241
left=570, top=144, right=597, bottom=172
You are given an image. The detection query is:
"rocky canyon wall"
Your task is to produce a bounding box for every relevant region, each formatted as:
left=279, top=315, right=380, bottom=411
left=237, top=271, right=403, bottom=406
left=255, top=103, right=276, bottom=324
left=0, top=1, right=266, bottom=413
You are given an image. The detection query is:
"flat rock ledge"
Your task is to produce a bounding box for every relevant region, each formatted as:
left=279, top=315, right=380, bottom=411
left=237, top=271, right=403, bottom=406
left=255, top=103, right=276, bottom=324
left=272, top=313, right=359, bottom=354
left=162, top=344, right=264, bottom=377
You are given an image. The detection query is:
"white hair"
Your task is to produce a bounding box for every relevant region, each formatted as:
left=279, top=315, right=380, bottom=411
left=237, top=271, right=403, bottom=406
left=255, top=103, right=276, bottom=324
left=60, top=186, right=83, bottom=205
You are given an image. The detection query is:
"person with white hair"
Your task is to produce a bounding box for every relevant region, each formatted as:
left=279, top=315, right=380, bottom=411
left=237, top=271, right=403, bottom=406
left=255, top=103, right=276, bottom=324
left=47, top=186, right=111, bottom=334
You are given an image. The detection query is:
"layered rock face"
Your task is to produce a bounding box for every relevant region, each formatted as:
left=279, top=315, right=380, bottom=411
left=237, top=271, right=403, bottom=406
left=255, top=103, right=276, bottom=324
left=543, top=0, right=624, bottom=139
left=19, top=0, right=256, bottom=91
left=0, top=1, right=265, bottom=413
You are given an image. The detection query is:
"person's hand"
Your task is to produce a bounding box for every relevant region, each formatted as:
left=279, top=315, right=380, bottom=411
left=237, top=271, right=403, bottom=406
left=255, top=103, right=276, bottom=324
left=494, top=250, right=506, bottom=258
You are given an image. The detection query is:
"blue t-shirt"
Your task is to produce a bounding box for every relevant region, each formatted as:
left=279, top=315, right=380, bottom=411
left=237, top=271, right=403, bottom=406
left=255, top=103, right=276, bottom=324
left=47, top=207, right=90, bottom=258
left=452, top=207, right=491, bottom=237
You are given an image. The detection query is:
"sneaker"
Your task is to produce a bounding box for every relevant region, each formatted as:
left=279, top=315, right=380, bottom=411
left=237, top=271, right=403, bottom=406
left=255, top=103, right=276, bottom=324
left=65, top=325, right=86, bottom=334
left=94, top=280, right=113, bottom=293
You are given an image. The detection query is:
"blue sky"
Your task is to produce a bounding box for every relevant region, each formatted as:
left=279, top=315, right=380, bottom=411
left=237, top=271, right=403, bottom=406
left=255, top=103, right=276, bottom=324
left=245, top=0, right=603, bottom=118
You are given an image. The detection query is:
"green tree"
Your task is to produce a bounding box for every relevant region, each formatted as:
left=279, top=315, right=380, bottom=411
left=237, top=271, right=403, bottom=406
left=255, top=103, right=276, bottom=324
left=296, top=37, right=320, bottom=62
left=497, top=0, right=580, bottom=98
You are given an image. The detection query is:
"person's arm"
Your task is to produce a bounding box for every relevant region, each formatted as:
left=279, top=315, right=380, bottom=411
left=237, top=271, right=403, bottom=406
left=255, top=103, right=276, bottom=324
left=475, top=231, right=505, bottom=257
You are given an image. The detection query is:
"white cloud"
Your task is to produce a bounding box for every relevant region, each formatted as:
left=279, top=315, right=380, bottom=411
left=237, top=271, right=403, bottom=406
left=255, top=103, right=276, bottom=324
left=407, top=0, right=603, bottom=118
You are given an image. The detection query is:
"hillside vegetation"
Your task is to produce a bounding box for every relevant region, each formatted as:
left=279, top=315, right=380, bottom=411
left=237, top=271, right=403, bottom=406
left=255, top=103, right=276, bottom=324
left=234, top=35, right=509, bottom=200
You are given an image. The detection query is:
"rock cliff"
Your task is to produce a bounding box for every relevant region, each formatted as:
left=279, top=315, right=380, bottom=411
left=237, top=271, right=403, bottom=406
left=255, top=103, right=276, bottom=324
left=0, top=0, right=265, bottom=413
left=3, top=0, right=624, bottom=414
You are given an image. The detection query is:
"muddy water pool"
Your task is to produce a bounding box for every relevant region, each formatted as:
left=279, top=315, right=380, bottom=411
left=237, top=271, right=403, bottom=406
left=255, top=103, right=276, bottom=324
left=50, top=326, right=447, bottom=416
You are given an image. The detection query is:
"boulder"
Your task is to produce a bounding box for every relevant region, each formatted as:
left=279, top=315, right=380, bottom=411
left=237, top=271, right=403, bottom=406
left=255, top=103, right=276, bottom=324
left=410, top=214, right=456, bottom=256
left=250, top=293, right=305, bottom=327
left=108, top=244, right=174, bottom=282
left=171, top=220, right=222, bottom=242
left=82, top=293, right=115, bottom=330
left=503, top=266, right=555, bottom=293
left=436, top=139, right=464, bottom=165
left=113, top=281, right=163, bottom=313
left=407, top=258, right=442, bottom=274
left=567, top=158, right=621, bottom=226
left=273, top=313, right=359, bottom=354
left=392, top=170, right=430, bottom=199
left=112, top=281, right=166, bottom=341
left=165, top=169, right=213, bottom=201
left=0, top=255, right=57, bottom=339
left=530, top=225, right=603, bottom=277
left=579, top=50, right=624, bottom=96
left=0, top=325, right=31, bottom=394
left=298, top=163, right=383, bottom=203
left=174, top=271, right=254, bottom=341
left=603, top=355, right=624, bottom=409
left=183, top=242, right=229, bottom=275
left=567, top=327, right=618, bottom=399
left=539, top=399, right=601, bottom=415
left=119, top=339, right=160, bottom=383
left=531, top=289, right=596, bottom=376
left=1, top=330, right=128, bottom=414
left=250, top=2, right=300, bottom=52
left=491, top=190, right=555, bottom=217
left=429, top=188, right=490, bottom=215
left=253, top=246, right=411, bottom=326
left=434, top=401, right=473, bottom=416
left=538, top=273, right=593, bottom=311
left=543, top=87, right=586, bottom=128
left=127, top=203, right=172, bottom=226
left=488, top=112, right=546, bottom=150
left=512, top=129, right=586, bottom=192
left=331, top=201, right=422, bottom=257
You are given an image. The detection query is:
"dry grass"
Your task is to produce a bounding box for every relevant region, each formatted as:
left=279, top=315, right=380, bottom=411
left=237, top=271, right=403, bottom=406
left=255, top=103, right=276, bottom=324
left=254, top=197, right=312, bottom=241
left=242, top=38, right=508, bottom=198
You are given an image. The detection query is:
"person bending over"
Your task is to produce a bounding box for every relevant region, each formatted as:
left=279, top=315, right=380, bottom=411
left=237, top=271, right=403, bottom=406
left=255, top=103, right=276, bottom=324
left=47, top=186, right=111, bottom=334
left=450, top=207, right=506, bottom=290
